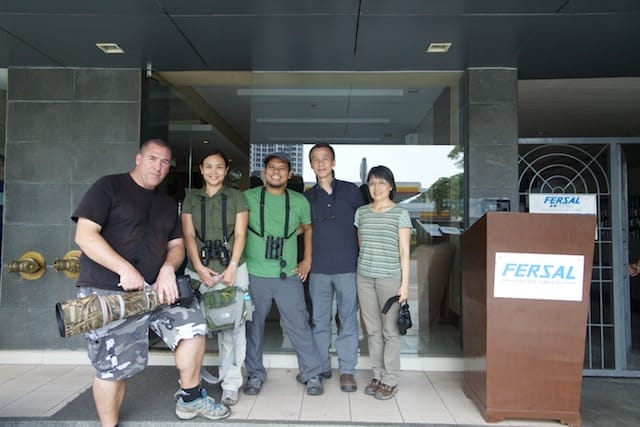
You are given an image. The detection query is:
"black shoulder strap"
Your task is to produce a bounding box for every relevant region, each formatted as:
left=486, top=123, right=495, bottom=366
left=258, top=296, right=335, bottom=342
left=248, top=187, right=295, bottom=239
left=197, top=196, right=206, bottom=242
left=248, top=187, right=266, bottom=237
left=197, top=193, right=232, bottom=243
left=221, top=193, right=233, bottom=242
left=381, top=295, right=400, bottom=314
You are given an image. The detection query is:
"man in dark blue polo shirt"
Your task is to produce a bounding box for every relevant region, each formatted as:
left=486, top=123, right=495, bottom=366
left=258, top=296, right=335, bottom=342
left=305, top=143, right=365, bottom=392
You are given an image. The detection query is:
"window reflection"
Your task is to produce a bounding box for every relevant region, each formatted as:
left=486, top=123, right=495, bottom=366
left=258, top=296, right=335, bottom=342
left=246, top=72, right=465, bottom=357
left=152, top=70, right=466, bottom=357
left=302, top=144, right=465, bottom=356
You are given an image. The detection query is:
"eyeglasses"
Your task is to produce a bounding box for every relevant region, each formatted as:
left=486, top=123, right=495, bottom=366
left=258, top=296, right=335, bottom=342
left=279, top=259, right=287, bottom=280
left=367, top=180, right=389, bottom=187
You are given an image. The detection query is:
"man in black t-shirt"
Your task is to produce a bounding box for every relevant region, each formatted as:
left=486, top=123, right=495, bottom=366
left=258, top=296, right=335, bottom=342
left=73, top=139, right=230, bottom=425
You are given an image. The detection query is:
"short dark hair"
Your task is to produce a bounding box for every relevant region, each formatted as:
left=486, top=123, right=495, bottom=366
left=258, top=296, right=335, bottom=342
left=309, top=143, right=335, bottom=161
left=140, top=138, right=171, bottom=154
left=367, top=165, right=397, bottom=200
left=199, top=149, right=230, bottom=168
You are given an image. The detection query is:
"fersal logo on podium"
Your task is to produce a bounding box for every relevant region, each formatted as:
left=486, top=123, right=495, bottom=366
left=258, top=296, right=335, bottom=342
left=494, top=252, right=584, bottom=301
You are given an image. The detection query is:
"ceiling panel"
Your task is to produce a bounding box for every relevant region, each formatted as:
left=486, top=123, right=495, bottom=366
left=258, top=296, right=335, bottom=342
left=0, top=31, right=61, bottom=67
left=159, top=0, right=359, bottom=15
left=516, top=14, right=640, bottom=79
left=173, top=15, right=358, bottom=71
left=560, top=0, right=640, bottom=14
left=0, top=0, right=637, bottom=142
left=0, top=0, right=162, bottom=14
left=361, top=0, right=567, bottom=15
left=0, top=14, right=206, bottom=69
left=354, top=16, right=465, bottom=70
left=458, top=16, right=529, bottom=68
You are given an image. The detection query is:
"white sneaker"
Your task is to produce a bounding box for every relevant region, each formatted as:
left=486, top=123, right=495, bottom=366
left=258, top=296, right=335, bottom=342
left=221, top=389, right=239, bottom=406
left=175, top=389, right=230, bottom=420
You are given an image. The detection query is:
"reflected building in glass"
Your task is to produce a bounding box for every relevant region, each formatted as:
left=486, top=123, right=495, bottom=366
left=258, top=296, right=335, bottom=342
left=250, top=144, right=304, bottom=176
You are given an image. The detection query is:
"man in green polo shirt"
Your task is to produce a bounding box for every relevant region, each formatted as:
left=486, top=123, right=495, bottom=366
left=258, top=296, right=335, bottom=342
left=242, top=152, right=324, bottom=396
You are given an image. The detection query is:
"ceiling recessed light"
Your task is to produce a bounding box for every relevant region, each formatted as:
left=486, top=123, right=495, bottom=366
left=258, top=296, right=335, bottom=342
left=96, top=43, right=125, bottom=54
left=426, top=42, right=452, bottom=53
left=236, top=88, right=404, bottom=97
left=256, top=118, right=390, bottom=124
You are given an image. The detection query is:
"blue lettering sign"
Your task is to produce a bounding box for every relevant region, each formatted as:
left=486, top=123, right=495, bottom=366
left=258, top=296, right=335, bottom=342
left=543, top=195, right=582, bottom=208
left=501, top=263, right=576, bottom=280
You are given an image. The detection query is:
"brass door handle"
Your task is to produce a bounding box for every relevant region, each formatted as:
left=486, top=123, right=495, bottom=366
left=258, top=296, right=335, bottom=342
left=53, top=250, right=82, bottom=279
left=8, top=251, right=47, bottom=280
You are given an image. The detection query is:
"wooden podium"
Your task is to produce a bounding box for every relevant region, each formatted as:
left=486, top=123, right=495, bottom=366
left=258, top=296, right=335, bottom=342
left=462, top=212, right=596, bottom=427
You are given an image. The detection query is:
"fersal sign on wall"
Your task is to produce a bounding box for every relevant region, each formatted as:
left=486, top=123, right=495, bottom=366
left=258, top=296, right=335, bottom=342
left=529, top=193, right=597, bottom=214
left=494, top=252, right=584, bottom=301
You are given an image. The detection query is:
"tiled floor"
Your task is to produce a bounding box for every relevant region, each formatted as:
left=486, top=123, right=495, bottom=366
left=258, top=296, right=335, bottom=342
left=0, top=364, right=95, bottom=418
left=0, top=363, right=563, bottom=426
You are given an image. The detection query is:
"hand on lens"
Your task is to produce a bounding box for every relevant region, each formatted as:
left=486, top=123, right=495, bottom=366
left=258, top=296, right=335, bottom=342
left=118, top=266, right=145, bottom=291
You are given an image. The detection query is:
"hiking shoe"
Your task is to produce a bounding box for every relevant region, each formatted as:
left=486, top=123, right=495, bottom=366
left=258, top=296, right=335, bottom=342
left=243, top=375, right=263, bottom=395
left=375, top=383, right=397, bottom=400
left=340, top=373, right=357, bottom=392
left=306, top=375, right=324, bottom=396
left=297, top=371, right=330, bottom=383
left=175, top=389, right=230, bottom=420
left=364, top=378, right=381, bottom=396
left=221, top=389, right=239, bottom=406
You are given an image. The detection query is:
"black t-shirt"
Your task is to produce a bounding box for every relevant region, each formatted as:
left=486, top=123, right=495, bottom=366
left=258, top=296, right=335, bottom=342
left=72, top=173, right=182, bottom=290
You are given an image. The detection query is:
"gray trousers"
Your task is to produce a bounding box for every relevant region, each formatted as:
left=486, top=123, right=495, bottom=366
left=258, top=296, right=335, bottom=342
left=309, top=272, right=359, bottom=374
left=357, top=274, right=401, bottom=387
left=245, top=274, right=323, bottom=383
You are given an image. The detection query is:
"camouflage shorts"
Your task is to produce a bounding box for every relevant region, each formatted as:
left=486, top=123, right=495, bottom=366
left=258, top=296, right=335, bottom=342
left=78, top=286, right=207, bottom=381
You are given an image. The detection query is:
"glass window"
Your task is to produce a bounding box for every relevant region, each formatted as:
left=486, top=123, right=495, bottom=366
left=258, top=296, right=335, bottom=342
left=248, top=72, right=464, bottom=356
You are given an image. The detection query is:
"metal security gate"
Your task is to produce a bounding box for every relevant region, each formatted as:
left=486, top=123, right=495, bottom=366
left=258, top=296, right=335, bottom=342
left=518, top=141, right=616, bottom=372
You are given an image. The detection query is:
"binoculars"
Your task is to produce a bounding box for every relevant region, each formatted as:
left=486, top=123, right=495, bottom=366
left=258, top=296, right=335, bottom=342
left=265, top=236, right=284, bottom=259
left=200, top=239, right=230, bottom=267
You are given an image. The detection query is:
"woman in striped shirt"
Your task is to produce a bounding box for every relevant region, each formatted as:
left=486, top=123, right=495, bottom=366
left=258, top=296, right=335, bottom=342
left=354, top=165, right=412, bottom=400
